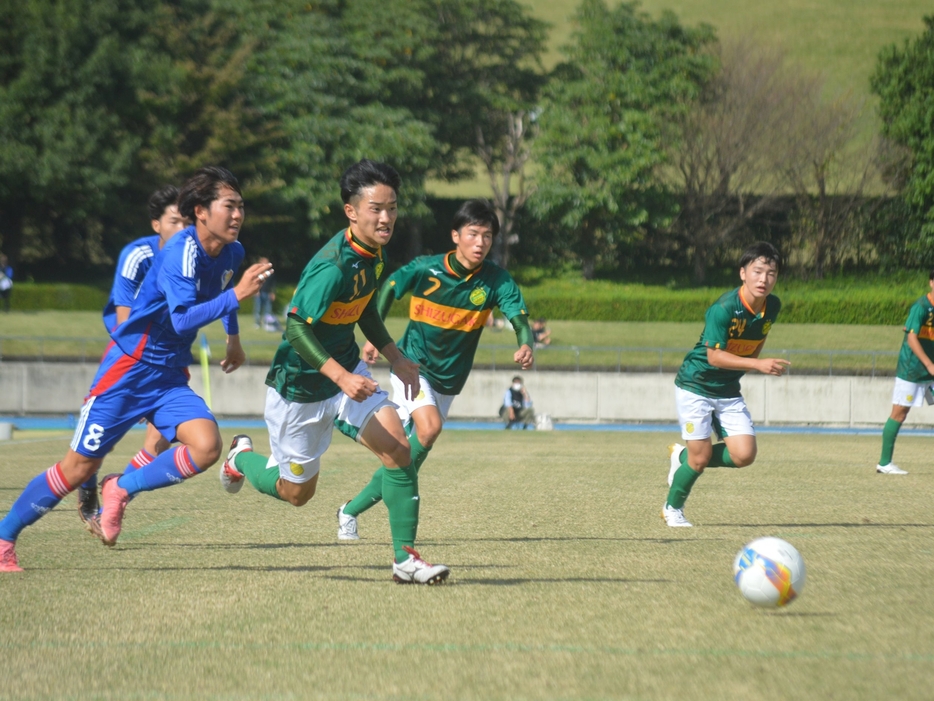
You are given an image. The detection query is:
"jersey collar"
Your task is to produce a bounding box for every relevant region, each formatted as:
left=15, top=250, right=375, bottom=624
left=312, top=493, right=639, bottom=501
left=444, top=250, right=482, bottom=281
left=739, top=286, right=766, bottom=318
left=345, top=228, right=380, bottom=259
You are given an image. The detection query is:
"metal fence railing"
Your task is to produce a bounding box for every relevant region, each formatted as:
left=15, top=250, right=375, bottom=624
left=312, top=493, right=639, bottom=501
left=0, top=336, right=901, bottom=377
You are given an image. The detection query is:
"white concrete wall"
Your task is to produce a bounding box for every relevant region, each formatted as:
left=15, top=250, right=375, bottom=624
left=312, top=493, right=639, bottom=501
left=0, top=361, right=922, bottom=427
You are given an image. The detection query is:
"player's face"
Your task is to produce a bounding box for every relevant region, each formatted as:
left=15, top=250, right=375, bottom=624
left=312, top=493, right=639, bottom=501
left=151, top=205, right=190, bottom=247
left=452, top=223, right=493, bottom=270
left=195, top=185, right=245, bottom=250
left=344, top=184, right=397, bottom=249
left=739, top=257, right=778, bottom=302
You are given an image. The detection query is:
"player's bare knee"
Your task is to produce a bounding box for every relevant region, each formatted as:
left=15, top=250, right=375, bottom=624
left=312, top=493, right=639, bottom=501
left=419, top=426, right=441, bottom=448
left=280, top=481, right=316, bottom=507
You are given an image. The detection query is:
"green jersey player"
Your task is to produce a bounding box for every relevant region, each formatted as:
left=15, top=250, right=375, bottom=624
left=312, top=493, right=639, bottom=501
left=219, top=160, right=449, bottom=584
left=874, top=270, right=934, bottom=475
left=336, top=199, right=535, bottom=567
left=665, top=242, right=789, bottom=527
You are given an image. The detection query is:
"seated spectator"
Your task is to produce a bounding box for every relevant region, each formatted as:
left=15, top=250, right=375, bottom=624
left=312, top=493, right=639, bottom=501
left=499, top=376, right=535, bottom=430
left=532, top=318, right=551, bottom=348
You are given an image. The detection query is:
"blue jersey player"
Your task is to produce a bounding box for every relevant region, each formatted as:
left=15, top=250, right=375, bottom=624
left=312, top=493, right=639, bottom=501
left=0, top=166, right=272, bottom=571
left=77, top=186, right=190, bottom=532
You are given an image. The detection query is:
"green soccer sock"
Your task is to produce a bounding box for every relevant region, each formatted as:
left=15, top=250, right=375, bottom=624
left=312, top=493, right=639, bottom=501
left=382, top=464, right=419, bottom=562
left=706, top=443, right=738, bottom=468
left=879, top=418, right=902, bottom=466
left=409, top=432, right=432, bottom=474
left=235, top=451, right=283, bottom=500
left=343, top=467, right=385, bottom=517
left=666, top=464, right=702, bottom=510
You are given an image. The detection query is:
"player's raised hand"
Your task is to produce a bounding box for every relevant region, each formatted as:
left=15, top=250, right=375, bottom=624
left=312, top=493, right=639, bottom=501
left=233, top=261, right=274, bottom=301
left=514, top=344, right=534, bottom=370
left=391, top=355, right=421, bottom=401
left=361, top=340, right=381, bottom=365
left=220, top=335, right=246, bottom=374
left=337, top=372, right=379, bottom=402
left=758, top=358, right=791, bottom=376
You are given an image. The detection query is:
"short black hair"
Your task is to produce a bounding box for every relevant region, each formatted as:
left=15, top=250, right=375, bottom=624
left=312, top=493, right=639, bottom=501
left=739, top=241, right=781, bottom=271
left=512, top=376, right=523, bottom=383
left=452, top=199, right=500, bottom=237
left=928, top=268, right=934, bottom=281
left=177, top=167, right=241, bottom=221
left=148, top=185, right=180, bottom=221
left=340, top=159, right=401, bottom=204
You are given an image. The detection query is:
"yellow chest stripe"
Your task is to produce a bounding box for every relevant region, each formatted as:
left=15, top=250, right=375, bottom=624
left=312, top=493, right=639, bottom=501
left=410, top=297, right=490, bottom=332
left=319, top=290, right=374, bottom=325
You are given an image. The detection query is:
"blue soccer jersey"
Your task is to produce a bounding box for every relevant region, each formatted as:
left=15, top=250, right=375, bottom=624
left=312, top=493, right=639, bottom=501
left=111, top=225, right=244, bottom=368
left=102, top=235, right=161, bottom=332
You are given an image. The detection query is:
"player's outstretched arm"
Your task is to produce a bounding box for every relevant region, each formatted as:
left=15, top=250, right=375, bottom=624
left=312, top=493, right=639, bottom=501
left=220, top=334, right=246, bottom=374
left=906, top=331, right=934, bottom=376
left=707, top=347, right=790, bottom=376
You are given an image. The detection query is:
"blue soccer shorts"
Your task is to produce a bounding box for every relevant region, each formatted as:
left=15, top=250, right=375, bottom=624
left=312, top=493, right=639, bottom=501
left=69, top=344, right=214, bottom=458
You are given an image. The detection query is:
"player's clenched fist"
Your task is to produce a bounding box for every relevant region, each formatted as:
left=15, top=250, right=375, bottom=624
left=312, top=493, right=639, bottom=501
left=233, top=262, right=275, bottom=301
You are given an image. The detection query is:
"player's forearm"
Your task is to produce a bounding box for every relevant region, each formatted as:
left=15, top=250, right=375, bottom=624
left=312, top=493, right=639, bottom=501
left=357, top=298, right=394, bottom=350
left=170, top=289, right=240, bottom=335
left=285, top=315, right=331, bottom=370
left=510, top=314, right=534, bottom=349
left=375, top=281, right=397, bottom=320
left=907, top=332, right=934, bottom=373
left=706, top=348, right=761, bottom=371
left=379, top=342, right=407, bottom=367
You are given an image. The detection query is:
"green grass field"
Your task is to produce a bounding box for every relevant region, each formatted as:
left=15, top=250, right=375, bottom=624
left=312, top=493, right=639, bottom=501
left=1, top=428, right=932, bottom=700
left=0, top=310, right=906, bottom=375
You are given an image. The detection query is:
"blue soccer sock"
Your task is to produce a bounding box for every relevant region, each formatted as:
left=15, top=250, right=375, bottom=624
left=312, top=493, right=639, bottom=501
left=116, top=446, right=201, bottom=496
left=80, top=473, right=98, bottom=492
left=0, top=463, right=74, bottom=542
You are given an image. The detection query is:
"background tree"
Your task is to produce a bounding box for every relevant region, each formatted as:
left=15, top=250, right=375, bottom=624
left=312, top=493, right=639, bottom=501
left=871, top=16, right=934, bottom=248
left=341, top=0, right=547, bottom=262
left=667, top=40, right=792, bottom=284
left=0, top=0, right=157, bottom=274
left=530, top=0, right=716, bottom=279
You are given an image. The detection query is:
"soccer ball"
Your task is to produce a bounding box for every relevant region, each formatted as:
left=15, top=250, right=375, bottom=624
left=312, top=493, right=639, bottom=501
left=733, top=537, right=806, bottom=608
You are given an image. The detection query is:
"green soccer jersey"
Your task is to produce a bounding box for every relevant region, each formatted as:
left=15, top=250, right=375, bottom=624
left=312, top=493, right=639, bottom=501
left=675, top=287, right=781, bottom=399
left=266, top=229, right=386, bottom=403
left=385, top=252, right=529, bottom=395
left=896, top=293, right=934, bottom=383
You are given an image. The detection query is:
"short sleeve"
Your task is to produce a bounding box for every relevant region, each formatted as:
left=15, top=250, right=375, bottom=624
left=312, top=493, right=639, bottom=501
left=289, top=260, right=345, bottom=326
left=905, top=302, right=925, bottom=335
left=701, top=304, right=733, bottom=350
left=493, top=272, right=528, bottom=320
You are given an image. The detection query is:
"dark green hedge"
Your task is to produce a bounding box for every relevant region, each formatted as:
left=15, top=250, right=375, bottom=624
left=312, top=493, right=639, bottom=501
left=6, top=282, right=916, bottom=325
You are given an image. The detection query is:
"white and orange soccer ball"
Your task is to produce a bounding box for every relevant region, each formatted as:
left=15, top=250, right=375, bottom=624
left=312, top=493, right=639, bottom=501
left=733, top=537, right=806, bottom=608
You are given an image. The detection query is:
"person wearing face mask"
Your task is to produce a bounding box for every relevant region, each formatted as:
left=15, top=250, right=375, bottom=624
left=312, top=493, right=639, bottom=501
left=500, top=375, right=535, bottom=430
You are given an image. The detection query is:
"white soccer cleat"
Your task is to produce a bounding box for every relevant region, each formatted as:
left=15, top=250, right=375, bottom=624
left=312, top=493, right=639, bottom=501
left=337, top=502, right=360, bottom=541
left=876, top=463, right=908, bottom=475
left=220, top=434, right=252, bottom=494
left=668, top=443, right=685, bottom=486
left=662, top=504, right=693, bottom=528
left=392, top=546, right=450, bottom=585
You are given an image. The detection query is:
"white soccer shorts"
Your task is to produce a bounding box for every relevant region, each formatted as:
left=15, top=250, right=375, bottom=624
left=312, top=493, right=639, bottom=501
left=674, top=386, right=755, bottom=441
left=389, top=372, right=456, bottom=426
left=263, top=361, right=393, bottom=484
left=891, top=377, right=934, bottom=408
